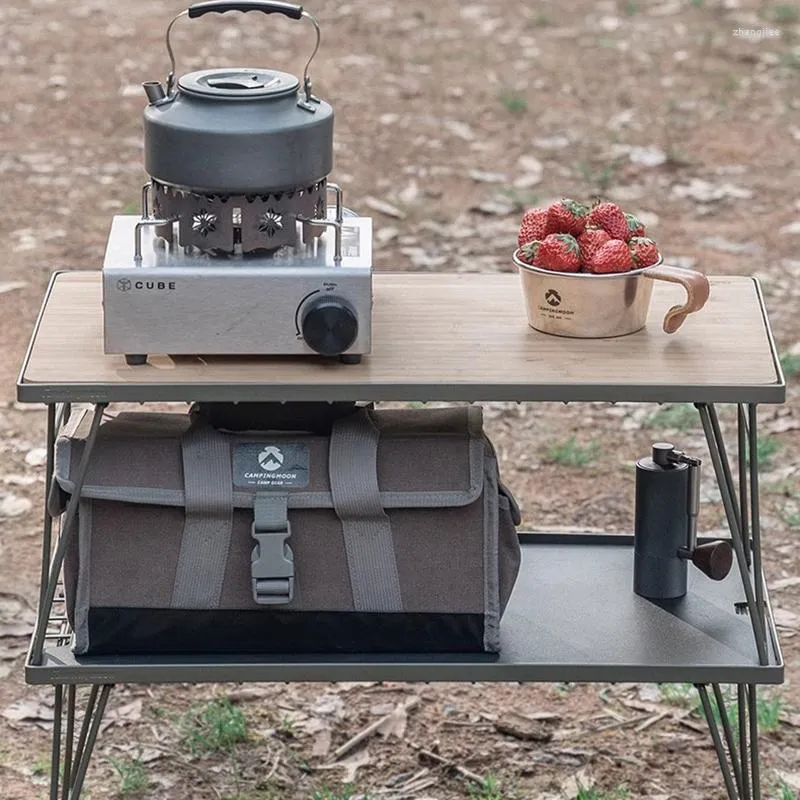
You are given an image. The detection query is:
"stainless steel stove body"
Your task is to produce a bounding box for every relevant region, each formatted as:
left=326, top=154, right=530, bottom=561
left=101, top=0, right=373, bottom=365
left=102, top=211, right=372, bottom=364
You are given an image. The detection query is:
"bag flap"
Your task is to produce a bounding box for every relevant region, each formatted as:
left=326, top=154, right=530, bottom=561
left=54, top=407, right=487, bottom=510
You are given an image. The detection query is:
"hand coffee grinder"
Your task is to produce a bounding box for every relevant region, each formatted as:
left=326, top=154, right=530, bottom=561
left=633, top=443, right=734, bottom=600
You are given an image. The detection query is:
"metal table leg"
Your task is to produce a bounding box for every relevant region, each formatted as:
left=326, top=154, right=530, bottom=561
left=31, top=403, right=107, bottom=665
left=696, top=403, right=768, bottom=665
left=697, top=684, right=739, bottom=800
left=48, top=684, right=114, bottom=800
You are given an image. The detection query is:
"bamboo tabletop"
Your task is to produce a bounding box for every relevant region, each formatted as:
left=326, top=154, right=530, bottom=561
left=17, top=271, right=785, bottom=404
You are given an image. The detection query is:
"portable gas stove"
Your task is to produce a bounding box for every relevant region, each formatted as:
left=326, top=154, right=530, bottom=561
left=102, top=1, right=372, bottom=366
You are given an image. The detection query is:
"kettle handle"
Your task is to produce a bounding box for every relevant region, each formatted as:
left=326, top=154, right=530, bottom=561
left=164, top=1, right=321, bottom=106
left=188, top=1, right=303, bottom=20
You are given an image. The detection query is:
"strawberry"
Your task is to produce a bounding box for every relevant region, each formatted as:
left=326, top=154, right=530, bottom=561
left=624, top=212, right=646, bottom=239
left=517, top=208, right=549, bottom=248
left=517, top=239, right=541, bottom=266
left=577, top=226, right=611, bottom=268
left=587, top=201, right=629, bottom=241
left=546, top=198, right=589, bottom=236
left=628, top=236, right=660, bottom=268
left=587, top=239, right=635, bottom=274
left=531, top=233, right=581, bottom=273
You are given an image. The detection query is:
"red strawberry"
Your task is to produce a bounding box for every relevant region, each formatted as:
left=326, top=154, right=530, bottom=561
left=517, top=239, right=542, bottom=265
left=546, top=198, right=589, bottom=236
left=517, top=208, right=549, bottom=248
left=577, top=226, right=611, bottom=268
left=629, top=236, right=660, bottom=268
left=624, top=212, right=646, bottom=239
left=588, top=239, right=635, bottom=274
left=587, top=201, right=629, bottom=241
left=532, top=233, right=581, bottom=273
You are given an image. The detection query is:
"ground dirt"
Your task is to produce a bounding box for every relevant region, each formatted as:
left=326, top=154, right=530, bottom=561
left=0, top=0, right=799, bottom=798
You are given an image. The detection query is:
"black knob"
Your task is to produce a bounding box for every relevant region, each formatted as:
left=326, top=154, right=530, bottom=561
left=301, top=296, right=358, bottom=356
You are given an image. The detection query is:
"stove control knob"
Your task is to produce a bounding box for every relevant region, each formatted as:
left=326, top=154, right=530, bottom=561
left=301, top=295, right=358, bottom=356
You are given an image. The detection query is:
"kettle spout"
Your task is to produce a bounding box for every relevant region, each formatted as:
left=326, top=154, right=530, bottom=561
left=143, top=81, right=167, bottom=104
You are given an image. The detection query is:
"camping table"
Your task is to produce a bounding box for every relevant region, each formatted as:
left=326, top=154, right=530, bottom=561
left=17, top=271, right=786, bottom=800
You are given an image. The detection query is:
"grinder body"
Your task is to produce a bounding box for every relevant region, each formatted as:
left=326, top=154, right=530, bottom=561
left=634, top=455, right=690, bottom=600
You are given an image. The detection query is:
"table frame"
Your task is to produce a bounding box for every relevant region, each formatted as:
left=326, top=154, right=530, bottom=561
left=17, top=272, right=787, bottom=800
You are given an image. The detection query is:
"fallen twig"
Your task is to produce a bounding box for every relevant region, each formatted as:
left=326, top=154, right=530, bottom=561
left=333, top=697, right=420, bottom=761
left=404, top=738, right=485, bottom=785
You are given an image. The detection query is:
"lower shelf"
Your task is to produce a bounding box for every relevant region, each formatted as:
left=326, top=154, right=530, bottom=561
left=26, top=533, right=784, bottom=686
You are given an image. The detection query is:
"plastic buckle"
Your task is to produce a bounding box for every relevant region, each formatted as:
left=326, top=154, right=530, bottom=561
left=250, top=522, right=294, bottom=605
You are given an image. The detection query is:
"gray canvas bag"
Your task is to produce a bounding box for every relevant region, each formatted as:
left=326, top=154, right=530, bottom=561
left=53, top=405, right=521, bottom=656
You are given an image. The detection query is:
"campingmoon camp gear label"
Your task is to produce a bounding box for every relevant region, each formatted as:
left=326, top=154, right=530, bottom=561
left=233, top=443, right=309, bottom=488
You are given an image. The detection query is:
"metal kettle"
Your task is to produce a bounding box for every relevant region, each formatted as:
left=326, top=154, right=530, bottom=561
left=141, top=1, right=334, bottom=195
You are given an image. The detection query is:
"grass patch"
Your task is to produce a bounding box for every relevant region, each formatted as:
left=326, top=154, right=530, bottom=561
left=106, top=755, right=148, bottom=794
left=767, top=4, right=800, bottom=23
left=468, top=775, right=513, bottom=800
left=531, top=12, right=553, bottom=27
left=645, top=403, right=698, bottom=431
left=573, top=786, right=630, bottom=800
left=31, top=757, right=49, bottom=777
left=778, top=782, right=799, bottom=800
left=496, top=187, right=540, bottom=212
left=784, top=510, right=800, bottom=528
left=752, top=436, right=782, bottom=469
left=542, top=436, right=600, bottom=467
left=780, top=352, right=800, bottom=379
left=178, top=698, right=248, bottom=755
left=498, top=89, right=528, bottom=116
left=623, top=1, right=640, bottom=15
left=577, top=159, right=621, bottom=195
left=659, top=684, right=785, bottom=732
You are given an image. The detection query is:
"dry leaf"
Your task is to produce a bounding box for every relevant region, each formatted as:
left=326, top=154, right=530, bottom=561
left=312, top=694, right=346, bottom=720
left=494, top=712, right=554, bottom=743
left=376, top=704, right=408, bottom=740
left=773, top=608, right=800, bottom=631
left=312, top=728, right=332, bottom=758
left=364, top=197, right=405, bottom=220
left=0, top=621, right=35, bottom=638
left=339, top=748, right=371, bottom=783
left=0, top=494, right=32, bottom=518
left=24, top=448, right=48, bottom=467
left=770, top=577, right=800, bottom=591
left=559, top=767, right=594, bottom=798
left=3, top=697, right=54, bottom=724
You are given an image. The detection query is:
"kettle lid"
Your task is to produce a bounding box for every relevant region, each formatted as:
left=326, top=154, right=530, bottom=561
left=178, top=67, right=299, bottom=99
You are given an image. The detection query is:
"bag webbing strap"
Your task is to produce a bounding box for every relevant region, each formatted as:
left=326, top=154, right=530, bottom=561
left=171, top=422, right=234, bottom=608
left=329, top=409, right=403, bottom=612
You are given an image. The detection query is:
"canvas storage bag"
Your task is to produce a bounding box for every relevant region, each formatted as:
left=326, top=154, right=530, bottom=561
left=53, top=404, right=521, bottom=656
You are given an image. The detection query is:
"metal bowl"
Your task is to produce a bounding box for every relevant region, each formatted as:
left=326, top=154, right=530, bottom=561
left=512, top=249, right=710, bottom=338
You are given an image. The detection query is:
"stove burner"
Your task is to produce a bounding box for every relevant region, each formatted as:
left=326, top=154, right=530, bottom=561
left=151, top=178, right=327, bottom=254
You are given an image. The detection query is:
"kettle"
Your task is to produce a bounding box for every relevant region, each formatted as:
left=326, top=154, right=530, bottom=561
left=141, top=1, right=334, bottom=196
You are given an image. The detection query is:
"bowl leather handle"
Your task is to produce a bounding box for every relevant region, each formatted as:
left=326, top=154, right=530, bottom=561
left=643, top=264, right=710, bottom=334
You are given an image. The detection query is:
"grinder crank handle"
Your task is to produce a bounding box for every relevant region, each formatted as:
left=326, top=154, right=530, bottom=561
left=187, top=1, right=303, bottom=20
left=164, top=1, right=320, bottom=101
